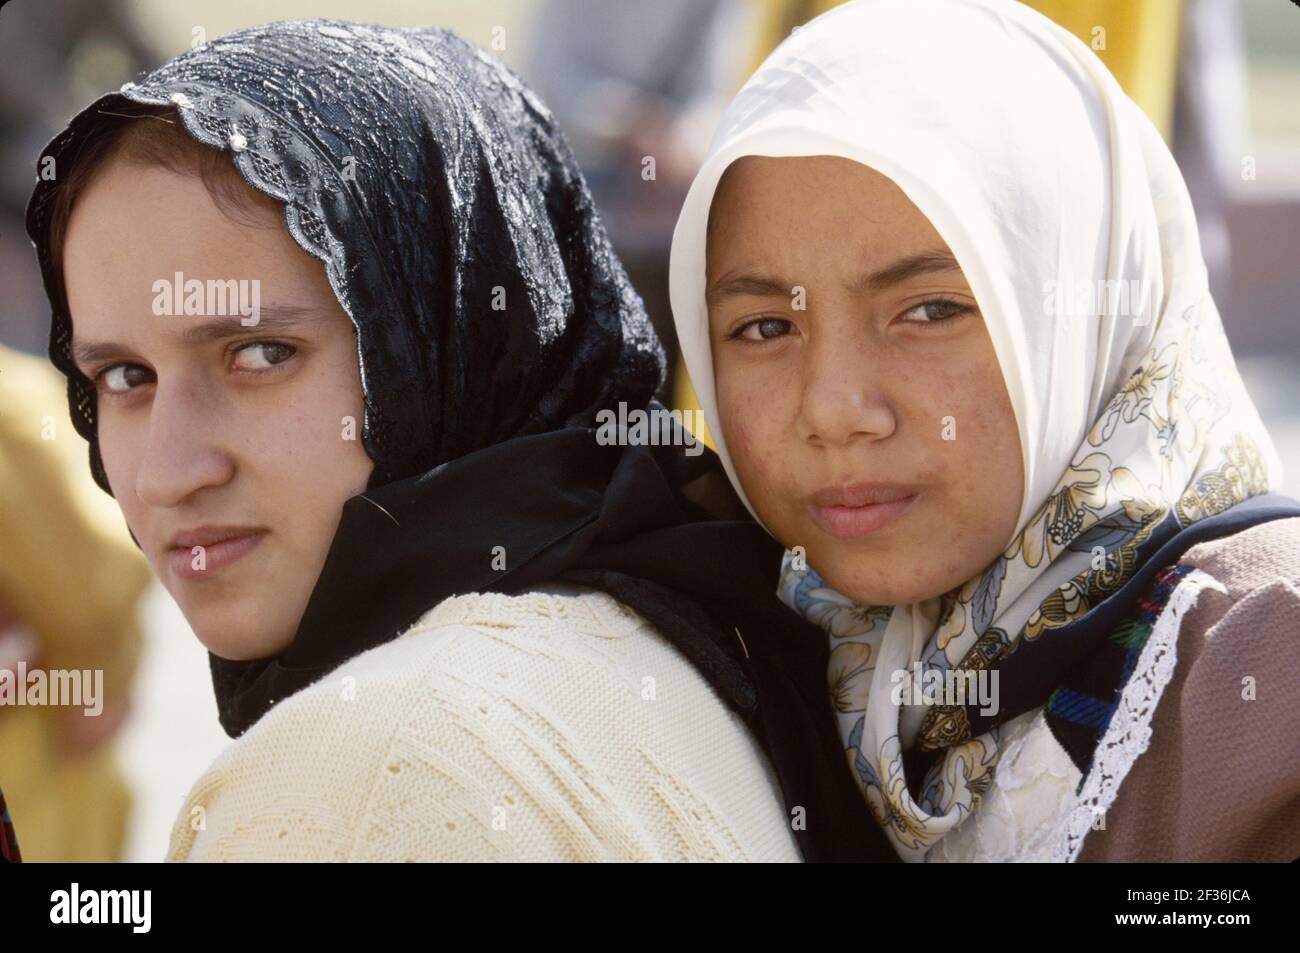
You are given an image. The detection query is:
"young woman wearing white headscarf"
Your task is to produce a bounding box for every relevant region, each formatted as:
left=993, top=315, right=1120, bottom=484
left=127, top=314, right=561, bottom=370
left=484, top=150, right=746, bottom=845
left=670, top=0, right=1300, bottom=862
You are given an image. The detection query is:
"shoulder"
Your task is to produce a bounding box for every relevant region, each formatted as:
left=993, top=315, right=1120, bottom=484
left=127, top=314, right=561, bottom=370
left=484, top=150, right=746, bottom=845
left=1079, top=517, right=1300, bottom=861
left=1176, top=515, right=1300, bottom=602
left=168, top=586, right=798, bottom=862
left=1169, top=515, right=1300, bottom=685
left=1122, top=515, right=1300, bottom=672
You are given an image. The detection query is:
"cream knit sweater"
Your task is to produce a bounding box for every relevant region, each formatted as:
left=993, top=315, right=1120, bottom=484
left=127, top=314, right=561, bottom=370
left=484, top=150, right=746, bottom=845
left=166, top=585, right=801, bottom=861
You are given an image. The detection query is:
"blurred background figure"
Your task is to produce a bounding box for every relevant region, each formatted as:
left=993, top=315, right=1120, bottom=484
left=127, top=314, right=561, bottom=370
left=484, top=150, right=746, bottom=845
left=527, top=0, right=757, bottom=401
left=1, top=0, right=1297, bottom=858
left=0, top=344, right=152, bottom=861
left=1170, top=0, right=1249, bottom=310
left=0, top=0, right=158, bottom=356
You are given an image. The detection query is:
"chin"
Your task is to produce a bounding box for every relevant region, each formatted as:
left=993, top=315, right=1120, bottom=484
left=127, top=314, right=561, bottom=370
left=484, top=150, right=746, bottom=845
left=201, top=637, right=285, bottom=662
left=813, top=559, right=946, bottom=607
left=840, top=583, right=932, bottom=606
left=183, top=604, right=296, bottom=661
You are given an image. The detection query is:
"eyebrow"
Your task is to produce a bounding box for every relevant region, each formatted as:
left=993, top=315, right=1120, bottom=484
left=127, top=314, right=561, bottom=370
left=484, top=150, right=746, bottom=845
left=706, top=249, right=963, bottom=306
left=71, top=304, right=323, bottom=369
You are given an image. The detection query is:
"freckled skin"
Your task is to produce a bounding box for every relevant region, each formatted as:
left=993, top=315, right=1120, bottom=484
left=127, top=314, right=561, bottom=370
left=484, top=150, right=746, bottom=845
left=706, top=155, right=1024, bottom=605
left=62, top=156, right=374, bottom=659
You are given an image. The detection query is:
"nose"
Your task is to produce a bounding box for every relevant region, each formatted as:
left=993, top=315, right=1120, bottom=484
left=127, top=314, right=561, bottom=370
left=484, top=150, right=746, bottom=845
left=796, top=330, right=897, bottom=448
left=134, top=375, right=235, bottom=508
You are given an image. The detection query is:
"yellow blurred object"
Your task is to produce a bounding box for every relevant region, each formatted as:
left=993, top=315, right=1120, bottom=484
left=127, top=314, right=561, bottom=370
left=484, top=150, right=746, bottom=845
left=0, top=344, right=153, bottom=861
left=0, top=706, right=133, bottom=862
left=672, top=0, right=1184, bottom=445
left=671, top=359, right=716, bottom=451
left=1022, top=0, right=1183, bottom=140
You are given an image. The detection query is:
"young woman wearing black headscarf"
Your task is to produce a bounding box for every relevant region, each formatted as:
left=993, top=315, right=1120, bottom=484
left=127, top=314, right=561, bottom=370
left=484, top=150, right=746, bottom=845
left=26, top=19, right=896, bottom=861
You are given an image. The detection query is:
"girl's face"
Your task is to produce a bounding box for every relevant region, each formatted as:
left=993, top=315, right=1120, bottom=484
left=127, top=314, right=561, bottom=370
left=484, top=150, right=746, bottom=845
left=62, top=155, right=374, bottom=660
left=706, top=155, right=1024, bottom=605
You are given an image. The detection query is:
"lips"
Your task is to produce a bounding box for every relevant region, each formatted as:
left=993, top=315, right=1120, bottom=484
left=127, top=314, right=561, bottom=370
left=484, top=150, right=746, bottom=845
left=808, top=483, right=918, bottom=508
left=167, top=525, right=268, bottom=580
left=806, top=483, right=920, bottom=539
left=168, top=524, right=266, bottom=550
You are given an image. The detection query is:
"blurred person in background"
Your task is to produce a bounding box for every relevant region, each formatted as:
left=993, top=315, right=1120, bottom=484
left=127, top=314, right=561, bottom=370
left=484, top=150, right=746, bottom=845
left=0, top=343, right=153, bottom=861
left=526, top=0, right=756, bottom=401
left=0, top=0, right=155, bottom=356
left=1169, top=0, right=1250, bottom=310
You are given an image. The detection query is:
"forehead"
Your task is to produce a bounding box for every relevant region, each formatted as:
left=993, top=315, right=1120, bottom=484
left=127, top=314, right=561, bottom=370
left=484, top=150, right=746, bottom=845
left=713, top=154, right=914, bottom=209
left=705, top=155, right=950, bottom=268
left=62, top=158, right=337, bottom=341
left=63, top=158, right=283, bottom=280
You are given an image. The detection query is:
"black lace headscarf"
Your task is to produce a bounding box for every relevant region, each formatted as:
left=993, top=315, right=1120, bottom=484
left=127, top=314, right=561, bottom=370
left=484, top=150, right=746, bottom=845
left=25, top=18, right=684, bottom=739
left=27, top=18, right=663, bottom=494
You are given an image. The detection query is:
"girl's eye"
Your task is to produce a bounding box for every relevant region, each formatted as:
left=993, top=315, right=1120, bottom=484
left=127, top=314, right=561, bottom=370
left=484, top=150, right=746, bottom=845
left=97, top=364, right=152, bottom=395
left=899, top=299, right=972, bottom=324
left=91, top=341, right=297, bottom=399
left=232, top=340, right=296, bottom=371
left=729, top=316, right=795, bottom=342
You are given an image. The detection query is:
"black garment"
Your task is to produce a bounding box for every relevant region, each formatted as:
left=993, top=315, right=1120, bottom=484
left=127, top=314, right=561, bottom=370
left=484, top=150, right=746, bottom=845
left=211, top=415, right=901, bottom=863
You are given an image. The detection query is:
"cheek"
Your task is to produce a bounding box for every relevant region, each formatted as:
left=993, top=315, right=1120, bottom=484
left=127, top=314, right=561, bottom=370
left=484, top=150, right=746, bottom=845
left=263, top=371, right=370, bottom=488
left=715, top=368, right=796, bottom=500
left=242, top=390, right=370, bottom=575
left=96, top=411, right=147, bottom=509
left=916, top=350, right=1023, bottom=540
